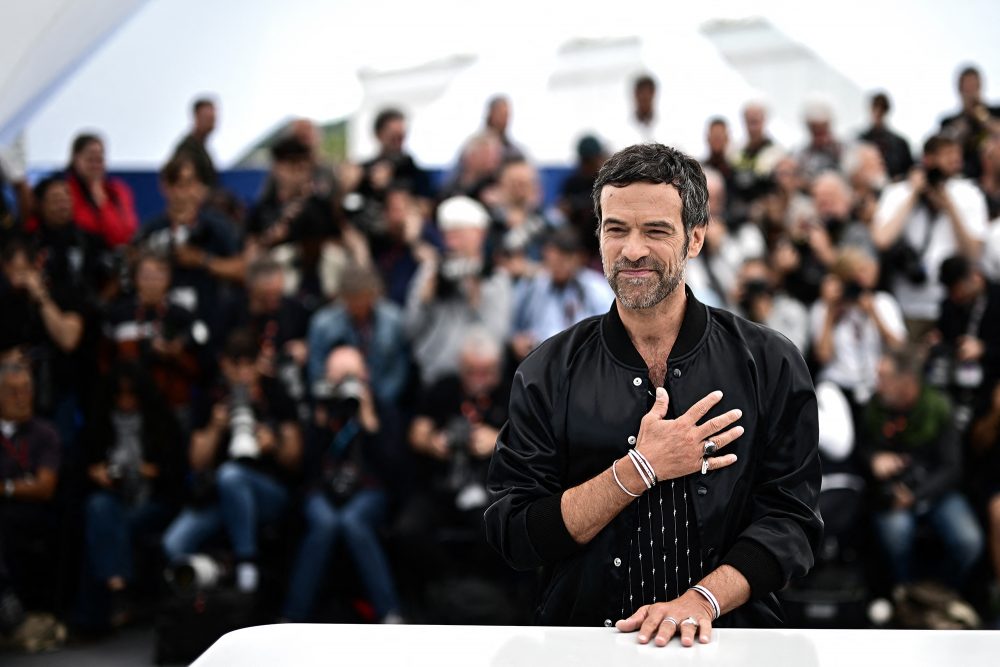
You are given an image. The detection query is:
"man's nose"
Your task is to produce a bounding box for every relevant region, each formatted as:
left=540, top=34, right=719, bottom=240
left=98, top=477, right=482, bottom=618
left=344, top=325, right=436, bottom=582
left=620, top=231, right=649, bottom=262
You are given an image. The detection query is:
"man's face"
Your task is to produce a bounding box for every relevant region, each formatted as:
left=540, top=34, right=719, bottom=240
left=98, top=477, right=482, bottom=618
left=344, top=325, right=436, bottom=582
left=707, top=123, right=728, bottom=155
left=195, top=104, right=216, bottom=135
left=543, top=246, right=581, bottom=286
left=500, top=162, right=538, bottom=209
left=443, top=227, right=486, bottom=259
left=163, top=163, right=208, bottom=212
left=344, top=289, right=376, bottom=322
left=251, top=273, right=284, bottom=313
left=135, top=259, right=171, bottom=304
left=925, top=144, right=963, bottom=178
left=744, top=107, right=765, bottom=140
left=876, top=360, right=921, bottom=411
left=0, top=362, right=33, bottom=423
left=598, top=182, right=704, bottom=310
left=383, top=190, right=411, bottom=235
left=807, top=120, right=832, bottom=145
left=948, top=273, right=981, bottom=305
left=812, top=178, right=851, bottom=220
left=221, top=356, right=257, bottom=387
left=41, top=182, right=73, bottom=226
left=460, top=351, right=500, bottom=398
left=959, top=72, right=981, bottom=105
left=488, top=100, right=509, bottom=133
left=634, top=84, right=655, bottom=114
left=2, top=252, right=33, bottom=291
left=378, top=118, right=406, bottom=155
left=272, top=157, right=312, bottom=194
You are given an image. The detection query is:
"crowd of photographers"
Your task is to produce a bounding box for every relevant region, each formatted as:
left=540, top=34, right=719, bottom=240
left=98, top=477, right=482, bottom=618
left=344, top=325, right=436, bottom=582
left=0, top=64, right=999, bottom=650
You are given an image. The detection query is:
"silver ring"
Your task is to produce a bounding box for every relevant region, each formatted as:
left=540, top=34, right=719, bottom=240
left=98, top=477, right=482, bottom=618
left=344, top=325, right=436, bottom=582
left=701, top=457, right=710, bottom=475
left=680, top=616, right=699, bottom=626
left=661, top=616, right=678, bottom=627
left=703, top=440, right=718, bottom=456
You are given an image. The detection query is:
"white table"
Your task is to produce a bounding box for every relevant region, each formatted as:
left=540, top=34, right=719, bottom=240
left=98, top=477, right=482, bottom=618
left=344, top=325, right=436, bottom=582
left=192, top=623, right=1000, bottom=666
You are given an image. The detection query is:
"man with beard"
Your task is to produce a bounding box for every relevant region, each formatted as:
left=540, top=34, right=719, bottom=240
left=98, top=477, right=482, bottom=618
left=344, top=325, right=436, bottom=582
left=485, top=144, right=821, bottom=646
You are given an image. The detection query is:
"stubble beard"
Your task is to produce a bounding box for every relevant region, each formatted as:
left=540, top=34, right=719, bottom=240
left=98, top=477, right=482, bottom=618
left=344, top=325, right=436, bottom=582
left=602, top=238, right=689, bottom=310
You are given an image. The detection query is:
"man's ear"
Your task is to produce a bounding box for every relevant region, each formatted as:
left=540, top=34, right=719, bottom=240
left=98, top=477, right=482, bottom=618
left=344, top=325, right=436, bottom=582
left=687, top=223, right=707, bottom=259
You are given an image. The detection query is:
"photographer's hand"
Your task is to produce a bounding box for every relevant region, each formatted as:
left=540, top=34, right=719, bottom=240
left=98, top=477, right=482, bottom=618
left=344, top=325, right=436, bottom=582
left=957, top=336, right=985, bottom=362
left=871, top=452, right=907, bottom=481
left=892, top=483, right=915, bottom=510
left=469, top=425, right=499, bottom=459
left=88, top=463, right=114, bottom=489
left=255, top=424, right=277, bottom=454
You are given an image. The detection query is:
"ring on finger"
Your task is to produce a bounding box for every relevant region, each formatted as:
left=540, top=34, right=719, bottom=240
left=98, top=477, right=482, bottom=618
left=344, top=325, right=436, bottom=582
left=701, top=457, right=710, bottom=475
left=702, top=440, right=718, bottom=456
left=661, top=616, right=678, bottom=627
left=680, top=616, right=699, bottom=627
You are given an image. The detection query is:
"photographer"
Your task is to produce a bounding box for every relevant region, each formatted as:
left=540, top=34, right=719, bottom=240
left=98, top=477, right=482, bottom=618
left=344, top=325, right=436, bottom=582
left=397, top=329, right=509, bottom=582
left=927, top=255, right=1000, bottom=429
left=282, top=346, right=402, bottom=623
left=873, top=135, right=989, bottom=336
left=732, top=258, right=809, bottom=353
left=404, top=196, right=511, bottom=388
left=161, top=330, right=301, bottom=594
left=863, top=347, right=983, bottom=589
left=811, top=248, right=906, bottom=416
left=77, top=363, right=183, bottom=628
left=102, top=253, right=205, bottom=422
left=134, top=154, right=244, bottom=330
left=218, top=259, right=310, bottom=404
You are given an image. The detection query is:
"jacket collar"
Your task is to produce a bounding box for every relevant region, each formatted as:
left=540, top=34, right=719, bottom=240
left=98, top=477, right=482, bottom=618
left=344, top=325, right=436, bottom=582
left=601, top=285, right=708, bottom=370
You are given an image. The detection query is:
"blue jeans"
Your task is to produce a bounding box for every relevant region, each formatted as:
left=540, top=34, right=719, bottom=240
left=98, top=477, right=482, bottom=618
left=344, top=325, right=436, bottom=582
left=162, top=462, right=289, bottom=562
left=283, top=489, right=400, bottom=621
left=874, top=491, right=984, bottom=587
left=85, top=491, right=172, bottom=583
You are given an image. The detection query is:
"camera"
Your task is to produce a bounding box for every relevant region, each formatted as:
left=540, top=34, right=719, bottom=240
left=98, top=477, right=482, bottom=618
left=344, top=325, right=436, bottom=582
left=315, top=375, right=367, bottom=420
left=842, top=280, right=866, bottom=302
left=884, top=241, right=927, bottom=285
left=925, top=167, right=947, bottom=188
left=165, top=554, right=224, bottom=594
left=227, top=384, right=259, bottom=459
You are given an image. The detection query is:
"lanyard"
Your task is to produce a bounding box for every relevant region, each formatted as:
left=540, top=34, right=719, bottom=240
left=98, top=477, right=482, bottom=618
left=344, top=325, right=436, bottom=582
left=0, top=431, right=28, bottom=473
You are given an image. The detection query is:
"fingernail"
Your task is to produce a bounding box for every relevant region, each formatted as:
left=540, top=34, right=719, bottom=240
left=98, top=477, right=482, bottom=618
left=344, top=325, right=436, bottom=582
left=736, top=426, right=744, bottom=434
left=732, top=455, right=738, bottom=462
left=714, top=390, right=723, bottom=398
left=701, top=636, right=709, bottom=643
left=733, top=409, right=742, bottom=418
left=638, top=635, right=647, bottom=642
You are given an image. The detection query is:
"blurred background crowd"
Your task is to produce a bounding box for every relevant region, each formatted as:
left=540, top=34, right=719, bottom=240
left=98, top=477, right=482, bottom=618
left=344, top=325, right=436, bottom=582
left=1, top=50, right=1000, bottom=660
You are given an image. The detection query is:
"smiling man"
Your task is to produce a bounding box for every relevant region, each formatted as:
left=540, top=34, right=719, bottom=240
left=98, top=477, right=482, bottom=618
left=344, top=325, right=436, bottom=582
left=485, top=143, right=822, bottom=647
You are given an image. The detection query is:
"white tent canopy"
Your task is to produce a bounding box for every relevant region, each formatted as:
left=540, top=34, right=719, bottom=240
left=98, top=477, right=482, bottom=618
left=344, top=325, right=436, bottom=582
left=3, top=0, right=999, bottom=171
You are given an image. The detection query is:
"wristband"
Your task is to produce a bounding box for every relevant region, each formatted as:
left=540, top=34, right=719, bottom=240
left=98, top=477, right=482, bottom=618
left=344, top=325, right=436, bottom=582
left=626, top=449, right=653, bottom=489
left=612, top=459, right=641, bottom=498
left=690, top=584, right=721, bottom=620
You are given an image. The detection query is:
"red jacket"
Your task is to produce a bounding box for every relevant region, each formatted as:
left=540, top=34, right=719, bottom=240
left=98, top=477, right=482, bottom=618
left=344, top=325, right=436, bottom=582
left=67, top=171, right=138, bottom=247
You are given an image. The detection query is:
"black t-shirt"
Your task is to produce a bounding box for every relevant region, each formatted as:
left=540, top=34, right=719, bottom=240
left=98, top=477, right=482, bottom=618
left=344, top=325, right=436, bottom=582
left=0, top=275, right=85, bottom=398
left=0, top=418, right=60, bottom=481
left=246, top=192, right=340, bottom=243
left=218, top=294, right=309, bottom=354
left=358, top=152, right=432, bottom=201
left=135, top=212, right=240, bottom=328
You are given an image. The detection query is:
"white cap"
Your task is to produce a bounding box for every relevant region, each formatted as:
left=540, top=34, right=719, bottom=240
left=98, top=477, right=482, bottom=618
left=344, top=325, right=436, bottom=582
left=437, top=196, right=489, bottom=232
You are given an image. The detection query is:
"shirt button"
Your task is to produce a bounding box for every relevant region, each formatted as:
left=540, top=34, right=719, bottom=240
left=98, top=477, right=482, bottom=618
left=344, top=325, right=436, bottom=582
left=672, top=368, right=682, bottom=378
left=632, top=377, right=642, bottom=386
left=604, top=619, right=613, bottom=627
left=697, top=485, right=708, bottom=496
left=613, top=557, right=622, bottom=567
left=627, top=436, right=636, bottom=445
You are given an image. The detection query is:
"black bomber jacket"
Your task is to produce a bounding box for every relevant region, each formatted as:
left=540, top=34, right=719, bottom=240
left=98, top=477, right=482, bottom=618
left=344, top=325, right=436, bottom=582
left=484, top=288, right=823, bottom=627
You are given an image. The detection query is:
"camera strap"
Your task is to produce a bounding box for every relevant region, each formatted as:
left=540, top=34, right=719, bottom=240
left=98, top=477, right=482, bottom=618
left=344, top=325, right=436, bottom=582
left=966, top=294, right=987, bottom=338
left=326, top=419, right=361, bottom=458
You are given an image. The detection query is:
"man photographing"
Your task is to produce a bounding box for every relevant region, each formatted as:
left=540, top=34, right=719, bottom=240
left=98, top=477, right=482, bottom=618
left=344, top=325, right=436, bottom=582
left=485, top=144, right=821, bottom=647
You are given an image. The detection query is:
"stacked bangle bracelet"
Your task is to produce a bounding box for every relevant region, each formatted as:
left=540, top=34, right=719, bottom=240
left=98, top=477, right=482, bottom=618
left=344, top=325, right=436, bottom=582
left=690, top=584, right=721, bottom=620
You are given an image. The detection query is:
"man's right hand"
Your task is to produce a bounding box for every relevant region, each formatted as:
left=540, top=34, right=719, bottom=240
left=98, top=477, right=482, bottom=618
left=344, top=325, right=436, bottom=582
left=871, top=451, right=908, bottom=481
left=635, top=388, right=744, bottom=481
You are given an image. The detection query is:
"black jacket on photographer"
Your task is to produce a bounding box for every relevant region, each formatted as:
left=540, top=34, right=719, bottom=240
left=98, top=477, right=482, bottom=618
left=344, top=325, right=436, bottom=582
left=193, top=377, right=299, bottom=487
left=415, top=374, right=509, bottom=500
left=485, top=290, right=822, bottom=627
left=936, top=280, right=1000, bottom=394
left=859, top=385, right=960, bottom=509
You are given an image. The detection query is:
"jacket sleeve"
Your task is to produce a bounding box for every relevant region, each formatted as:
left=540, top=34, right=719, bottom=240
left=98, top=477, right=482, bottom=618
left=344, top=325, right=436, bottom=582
left=484, top=358, right=580, bottom=571
left=721, top=337, right=824, bottom=599
left=911, top=397, right=961, bottom=503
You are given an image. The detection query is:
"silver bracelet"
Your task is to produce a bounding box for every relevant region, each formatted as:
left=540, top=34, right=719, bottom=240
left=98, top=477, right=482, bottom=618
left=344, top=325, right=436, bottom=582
left=626, top=449, right=653, bottom=489
left=630, top=448, right=657, bottom=486
left=690, top=584, right=721, bottom=620
left=612, top=459, right=641, bottom=498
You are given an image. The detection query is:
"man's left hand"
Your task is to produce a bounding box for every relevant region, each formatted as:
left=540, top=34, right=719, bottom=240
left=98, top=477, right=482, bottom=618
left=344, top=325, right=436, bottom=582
left=615, top=590, right=715, bottom=647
